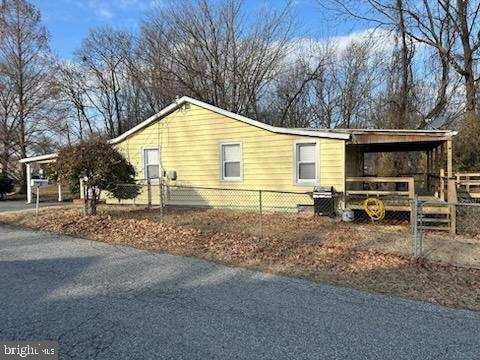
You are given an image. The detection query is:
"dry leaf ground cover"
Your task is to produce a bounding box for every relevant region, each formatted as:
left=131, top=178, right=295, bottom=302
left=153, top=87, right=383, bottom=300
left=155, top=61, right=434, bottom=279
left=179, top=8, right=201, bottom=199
left=0, top=205, right=479, bottom=311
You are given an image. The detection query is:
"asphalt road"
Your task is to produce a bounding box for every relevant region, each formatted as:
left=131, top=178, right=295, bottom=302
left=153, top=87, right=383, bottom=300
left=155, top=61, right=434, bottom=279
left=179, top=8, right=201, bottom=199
left=0, top=226, right=479, bottom=359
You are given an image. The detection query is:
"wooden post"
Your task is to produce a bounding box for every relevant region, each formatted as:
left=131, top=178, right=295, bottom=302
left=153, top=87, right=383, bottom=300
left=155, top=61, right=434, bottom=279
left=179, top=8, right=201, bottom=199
left=440, top=168, right=445, bottom=201
left=426, top=150, right=431, bottom=190
left=447, top=139, right=453, bottom=179
left=447, top=179, right=457, bottom=234
left=408, top=178, right=415, bottom=199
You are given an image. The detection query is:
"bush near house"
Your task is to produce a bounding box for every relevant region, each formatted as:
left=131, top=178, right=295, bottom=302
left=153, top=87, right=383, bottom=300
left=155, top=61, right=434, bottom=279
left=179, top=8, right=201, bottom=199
left=53, top=137, right=140, bottom=214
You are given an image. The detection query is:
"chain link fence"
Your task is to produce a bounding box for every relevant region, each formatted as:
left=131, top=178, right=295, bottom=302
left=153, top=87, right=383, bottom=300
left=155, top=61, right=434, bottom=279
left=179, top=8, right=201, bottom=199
left=102, top=180, right=480, bottom=268
left=30, top=180, right=73, bottom=203
left=414, top=199, right=480, bottom=268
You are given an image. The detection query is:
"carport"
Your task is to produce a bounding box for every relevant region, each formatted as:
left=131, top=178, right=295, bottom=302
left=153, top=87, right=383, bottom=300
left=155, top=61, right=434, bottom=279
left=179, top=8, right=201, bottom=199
left=19, top=153, right=59, bottom=204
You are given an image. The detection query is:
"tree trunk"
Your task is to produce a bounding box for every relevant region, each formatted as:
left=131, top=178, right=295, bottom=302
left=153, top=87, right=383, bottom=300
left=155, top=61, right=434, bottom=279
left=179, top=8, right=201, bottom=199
left=457, top=0, right=478, bottom=125
left=397, top=0, right=409, bottom=128
left=84, top=185, right=97, bottom=215
left=18, top=117, right=27, bottom=193
left=85, top=198, right=97, bottom=215
left=464, top=72, right=477, bottom=125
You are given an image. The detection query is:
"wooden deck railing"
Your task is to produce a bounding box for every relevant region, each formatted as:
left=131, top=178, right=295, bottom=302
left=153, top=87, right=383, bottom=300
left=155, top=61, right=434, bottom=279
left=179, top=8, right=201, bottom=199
left=456, top=172, right=480, bottom=198
left=346, top=177, right=415, bottom=199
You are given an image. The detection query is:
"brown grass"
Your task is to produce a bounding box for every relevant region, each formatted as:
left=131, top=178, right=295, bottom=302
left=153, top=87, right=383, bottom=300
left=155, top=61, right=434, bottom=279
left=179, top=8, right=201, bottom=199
left=1, top=205, right=479, bottom=311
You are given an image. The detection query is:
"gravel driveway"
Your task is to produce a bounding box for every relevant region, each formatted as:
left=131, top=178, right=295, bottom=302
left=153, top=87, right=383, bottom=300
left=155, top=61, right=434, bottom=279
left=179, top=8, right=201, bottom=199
left=0, top=226, right=479, bottom=359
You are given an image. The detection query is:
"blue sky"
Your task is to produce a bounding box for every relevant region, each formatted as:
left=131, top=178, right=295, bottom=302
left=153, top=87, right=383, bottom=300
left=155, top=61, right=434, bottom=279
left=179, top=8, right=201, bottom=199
left=31, top=0, right=371, bottom=59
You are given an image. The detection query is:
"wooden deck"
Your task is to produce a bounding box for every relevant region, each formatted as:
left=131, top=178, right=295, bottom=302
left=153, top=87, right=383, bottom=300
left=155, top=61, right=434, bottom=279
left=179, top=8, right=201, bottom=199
left=345, top=176, right=454, bottom=232
left=347, top=197, right=450, bottom=214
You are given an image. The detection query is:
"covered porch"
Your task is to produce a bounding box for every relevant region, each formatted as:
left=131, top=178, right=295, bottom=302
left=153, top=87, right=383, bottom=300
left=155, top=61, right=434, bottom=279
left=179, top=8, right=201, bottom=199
left=343, top=129, right=458, bottom=230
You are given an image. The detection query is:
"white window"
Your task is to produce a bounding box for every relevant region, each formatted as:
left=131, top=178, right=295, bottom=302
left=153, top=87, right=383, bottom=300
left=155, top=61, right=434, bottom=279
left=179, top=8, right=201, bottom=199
left=143, top=148, right=160, bottom=179
left=220, top=143, right=242, bottom=181
left=295, top=142, right=317, bottom=184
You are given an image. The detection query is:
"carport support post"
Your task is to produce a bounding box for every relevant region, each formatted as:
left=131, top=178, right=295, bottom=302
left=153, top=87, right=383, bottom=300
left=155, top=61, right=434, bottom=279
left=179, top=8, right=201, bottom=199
left=26, top=163, right=32, bottom=204
left=57, top=181, right=62, bottom=202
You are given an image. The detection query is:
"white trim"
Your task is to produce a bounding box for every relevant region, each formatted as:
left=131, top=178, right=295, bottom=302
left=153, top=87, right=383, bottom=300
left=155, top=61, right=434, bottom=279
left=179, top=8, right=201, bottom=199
left=302, top=128, right=458, bottom=136
left=108, top=96, right=351, bottom=144
left=142, top=146, right=161, bottom=180
left=26, top=163, right=32, bottom=204
left=19, top=153, right=58, bottom=164
left=219, top=141, right=243, bottom=182
left=293, top=140, right=319, bottom=187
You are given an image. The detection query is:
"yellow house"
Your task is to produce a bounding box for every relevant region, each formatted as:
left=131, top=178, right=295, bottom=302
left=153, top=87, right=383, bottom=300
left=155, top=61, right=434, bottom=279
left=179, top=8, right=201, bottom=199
left=21, top=96, right=458, bottom=216
left=104, top=96, right=349, bottom=209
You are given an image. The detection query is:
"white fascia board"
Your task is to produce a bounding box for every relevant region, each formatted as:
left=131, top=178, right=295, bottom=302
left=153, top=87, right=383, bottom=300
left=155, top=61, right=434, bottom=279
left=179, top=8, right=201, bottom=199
left=108, top=96, right=351, bottom=144
left=19, top=153, right=58, bottom=164
left=109, top=101, right=180, bottom=144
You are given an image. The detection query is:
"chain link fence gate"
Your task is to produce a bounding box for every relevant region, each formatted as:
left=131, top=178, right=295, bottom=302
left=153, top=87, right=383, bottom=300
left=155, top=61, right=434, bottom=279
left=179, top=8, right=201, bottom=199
left=413, top=198, right=480, bottom=267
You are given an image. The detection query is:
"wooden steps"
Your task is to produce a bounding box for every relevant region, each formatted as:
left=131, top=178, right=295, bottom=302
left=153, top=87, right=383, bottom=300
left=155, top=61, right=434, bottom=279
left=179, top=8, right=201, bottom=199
left=418, top=206, right=452, bottom=232
left=348, top=202, right=453, bottom=232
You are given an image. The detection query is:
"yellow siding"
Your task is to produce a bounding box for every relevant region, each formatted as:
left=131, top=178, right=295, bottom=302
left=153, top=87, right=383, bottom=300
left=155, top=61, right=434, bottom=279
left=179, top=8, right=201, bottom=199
left=110, top=104, right=346, bottom=208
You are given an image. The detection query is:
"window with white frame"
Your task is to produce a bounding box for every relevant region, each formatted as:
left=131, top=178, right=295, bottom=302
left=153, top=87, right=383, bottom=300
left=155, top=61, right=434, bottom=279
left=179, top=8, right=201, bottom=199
left=295, top=142, right=317, bottom=183
left=220, top=143, right=241, bottom=181
left=143, top=148, right=160, bottom=179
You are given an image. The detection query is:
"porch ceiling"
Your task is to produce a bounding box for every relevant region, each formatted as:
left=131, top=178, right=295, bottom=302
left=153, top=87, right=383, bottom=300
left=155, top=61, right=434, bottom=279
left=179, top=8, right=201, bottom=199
left=347, top=140, right=445, bottom=153
left=347, top=131, right=453, bottom=153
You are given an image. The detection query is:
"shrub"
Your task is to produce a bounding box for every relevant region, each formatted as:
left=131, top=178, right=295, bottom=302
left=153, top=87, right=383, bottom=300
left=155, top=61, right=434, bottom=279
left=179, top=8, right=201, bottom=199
left=55, top=137, right=140, bottom=214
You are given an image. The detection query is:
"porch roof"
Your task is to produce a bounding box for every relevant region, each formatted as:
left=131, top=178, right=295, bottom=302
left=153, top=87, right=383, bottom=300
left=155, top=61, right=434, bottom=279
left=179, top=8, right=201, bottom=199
left=300, top=128, right=457, bottom=153
left=19, top=153, right=57, bottom=164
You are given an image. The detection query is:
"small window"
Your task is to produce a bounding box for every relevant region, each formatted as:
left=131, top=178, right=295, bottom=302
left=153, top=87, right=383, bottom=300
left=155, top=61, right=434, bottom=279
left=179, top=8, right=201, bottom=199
left=144, top=148, right=160, bottom=179
left=296, top=143, right=316, bottom=183
left=221, top=143, right=241, bottom=181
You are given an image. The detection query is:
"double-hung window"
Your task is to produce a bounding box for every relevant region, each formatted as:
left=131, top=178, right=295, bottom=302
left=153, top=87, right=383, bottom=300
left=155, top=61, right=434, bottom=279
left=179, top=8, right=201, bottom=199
left=220, top=143, right=242, bottom=181
left=143, top=148, right=160, bottom=179
left=295, top=142, right=317, bottom=184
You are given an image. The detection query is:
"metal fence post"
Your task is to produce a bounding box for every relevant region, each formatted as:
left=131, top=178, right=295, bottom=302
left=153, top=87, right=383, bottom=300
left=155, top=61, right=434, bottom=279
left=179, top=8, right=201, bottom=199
left=159, top=179, right=164, bottom=221
left=35, top=186, right=40, bottom=217
left=258, top=190, right=263, bottom=239
left=82, top=179, right=87, bottom=215
left=147, top=179, right=152, bottom=210
left=412, top=195, right=423, bottom=258
left=418, top=200, right=423, bottom=258
left=412, top=196, right=417, bottom=257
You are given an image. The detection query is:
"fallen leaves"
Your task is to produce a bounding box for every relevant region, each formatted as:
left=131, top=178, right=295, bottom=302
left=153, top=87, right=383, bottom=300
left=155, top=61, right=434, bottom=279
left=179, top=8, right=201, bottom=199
left=1, top=205, right=479, bottom=312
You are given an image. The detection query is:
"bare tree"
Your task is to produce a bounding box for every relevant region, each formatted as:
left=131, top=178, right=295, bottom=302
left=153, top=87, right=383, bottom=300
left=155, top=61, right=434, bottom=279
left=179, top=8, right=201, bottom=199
left=56, top=61, right=94, bottom=140
left=0, top=67, right=16, bottom=176
left=330, top=0, right=477, bottom=125
left=75, top=27, right=135, bottom=137
left=0, top=0, right=55, bottom=189
left=140, top=0, right=294, bottom=118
